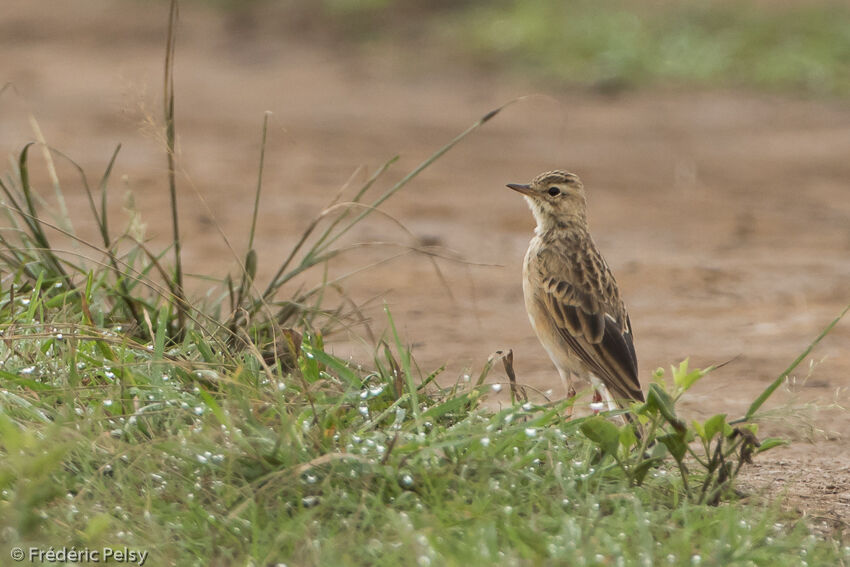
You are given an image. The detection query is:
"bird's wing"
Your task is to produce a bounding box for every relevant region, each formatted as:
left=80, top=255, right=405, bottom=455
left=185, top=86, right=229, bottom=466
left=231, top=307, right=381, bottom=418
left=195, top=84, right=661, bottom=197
left=535, top=245, right=643, bottom=403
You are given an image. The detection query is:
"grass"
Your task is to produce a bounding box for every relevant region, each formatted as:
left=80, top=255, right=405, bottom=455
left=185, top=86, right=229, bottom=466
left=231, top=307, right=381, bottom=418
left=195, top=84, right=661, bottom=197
left=451, top=0, right=850, bottom=96
left=2, top=1, right=850, bottom=565
left=1, top=289, right=848, bottom=565
left=298, top=0, right=850, bottom=98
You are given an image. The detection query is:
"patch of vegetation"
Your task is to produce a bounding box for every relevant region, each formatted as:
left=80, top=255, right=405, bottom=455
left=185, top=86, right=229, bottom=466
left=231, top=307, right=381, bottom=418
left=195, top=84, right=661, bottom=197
left=443, top=0, right=850, bottom=96
left=2, top=2, right=849, bottom=565
left=1, top=279, right=848, bottom=564
left=242, top=0, right=850, bottom=98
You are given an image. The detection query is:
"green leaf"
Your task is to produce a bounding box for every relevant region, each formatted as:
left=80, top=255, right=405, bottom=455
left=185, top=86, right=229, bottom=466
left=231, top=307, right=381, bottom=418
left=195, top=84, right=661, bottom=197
left=301, top=344, right=362, bottom=388
left=0, top=371, right=52, bottom=392
left=672, top=358, right=708, bottom=392
left=154, top=304, right=168, bottom=363
left=756, top=438, right=788, bottom=453
left=631, top=457, right=663, bottom=485
left=658, top=432, right=688, bottom=462
left=298, top=334, right=322, bottom=382
left=691, top=419, right=706, bottom=440
left=197, top=389, right=229, bottom=427
left=703, top=413, right=727, bottom=441
left=580, top=416, right=620, bottom=455
left=194, top=330, right=215, bottom=363
left=421, top=392, right=473, bottom=421
left=245, top=248, right=257, bottom=281
left=650, top=441, right=669, bottom=460
left=384, top=305, right=420, bottom=428
left=25, top=272, right=44, bottom=321
left=619, top=423, right=638, bottom=451
left=646, top=384, right=685, bottom=432
left=671, top=358, right=689, bottom=383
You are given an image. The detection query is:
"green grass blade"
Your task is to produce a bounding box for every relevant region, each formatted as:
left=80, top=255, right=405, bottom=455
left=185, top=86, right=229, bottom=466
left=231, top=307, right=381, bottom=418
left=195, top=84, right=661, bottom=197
left=197, top=388, right=230, bottom=427
left=163, top=0, right=186, bottom=334
left=384, top=304, right=420, bottom=431
left=741, top=300, right=850, bottom=422
left=248, top=112, right=270, bottom=252
left=12, top=144, right=72, bottom=287
left=97, top=144, right=121, bottom=245
left=313, top=106, right=505, bottom=258
left=299, top=343, right=362, bottom=388
left=25, top=272, right=44, bottom=321
left=308, top=156, right=399, bottom=254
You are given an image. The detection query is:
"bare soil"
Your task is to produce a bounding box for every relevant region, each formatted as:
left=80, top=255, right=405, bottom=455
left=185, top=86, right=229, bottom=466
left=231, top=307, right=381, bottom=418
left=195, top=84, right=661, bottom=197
left=2, top=0, right=848, bottom=534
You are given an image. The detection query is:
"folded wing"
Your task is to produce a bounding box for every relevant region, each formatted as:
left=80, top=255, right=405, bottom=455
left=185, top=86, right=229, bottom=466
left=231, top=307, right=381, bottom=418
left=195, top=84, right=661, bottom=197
left=536, top=247, right=643, bottom=403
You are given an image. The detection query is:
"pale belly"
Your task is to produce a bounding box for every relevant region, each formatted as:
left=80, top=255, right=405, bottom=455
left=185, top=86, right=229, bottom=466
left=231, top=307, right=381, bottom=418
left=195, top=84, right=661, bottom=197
left=522, top=246, right=584, bottom=379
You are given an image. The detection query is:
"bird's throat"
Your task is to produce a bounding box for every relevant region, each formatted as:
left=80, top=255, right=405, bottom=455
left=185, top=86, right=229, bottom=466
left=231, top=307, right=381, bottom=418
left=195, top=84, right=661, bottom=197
left=525, top=197, right=587, bottom=236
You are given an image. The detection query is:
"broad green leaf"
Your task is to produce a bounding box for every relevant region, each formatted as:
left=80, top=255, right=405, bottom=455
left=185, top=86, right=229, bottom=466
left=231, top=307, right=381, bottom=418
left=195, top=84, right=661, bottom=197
left=658, top=432, right=687, bottom=462
left=650, top=441, right=669, bottom=460
left=632, top=457, right=664, bottom=485
left=691, top=419, right=706, bottom=440
left=580, top=416, right=620, bottom=455
left=619, top=423, right=637, bottom=451
left=703, top=414, right=727, bottom=440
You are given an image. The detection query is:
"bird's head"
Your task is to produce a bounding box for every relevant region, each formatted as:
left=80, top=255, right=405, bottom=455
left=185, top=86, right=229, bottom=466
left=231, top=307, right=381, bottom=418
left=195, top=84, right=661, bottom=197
left=507, top=170, right=587, bottom=232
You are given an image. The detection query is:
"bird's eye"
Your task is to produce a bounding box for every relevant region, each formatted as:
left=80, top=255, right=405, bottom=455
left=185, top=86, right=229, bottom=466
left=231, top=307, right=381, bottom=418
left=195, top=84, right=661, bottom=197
left=547, top=186, right=561, bottom=196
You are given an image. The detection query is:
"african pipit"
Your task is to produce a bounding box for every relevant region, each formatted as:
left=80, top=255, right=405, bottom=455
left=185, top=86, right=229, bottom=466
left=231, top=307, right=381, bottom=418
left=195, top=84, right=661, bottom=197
left=508, top=170, right=644, bottom=410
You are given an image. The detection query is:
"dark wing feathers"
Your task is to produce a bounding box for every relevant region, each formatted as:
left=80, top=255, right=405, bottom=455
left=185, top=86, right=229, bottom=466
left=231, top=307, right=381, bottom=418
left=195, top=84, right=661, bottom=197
left=537, top=245, right=643, bottom=403
left=580, top=308, right=605, bottom=344
left=597, top=315, right=642, bottom=401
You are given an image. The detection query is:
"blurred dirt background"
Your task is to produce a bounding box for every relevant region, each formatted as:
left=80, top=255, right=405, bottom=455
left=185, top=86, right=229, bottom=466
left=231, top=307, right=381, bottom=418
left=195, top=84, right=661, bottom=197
left=1, top=0, right=848, bottom=532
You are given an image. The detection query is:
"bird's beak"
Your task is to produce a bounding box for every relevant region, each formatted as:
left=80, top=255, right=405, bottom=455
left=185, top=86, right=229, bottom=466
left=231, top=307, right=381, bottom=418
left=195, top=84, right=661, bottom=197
left=506, top=183, right=533, bottom=196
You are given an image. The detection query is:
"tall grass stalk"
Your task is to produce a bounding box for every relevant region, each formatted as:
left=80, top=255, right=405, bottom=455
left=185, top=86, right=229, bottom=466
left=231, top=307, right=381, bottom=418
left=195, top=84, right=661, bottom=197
left=738, top=300, right=850, bottom=423
left=164, top=0, right=186, bottom=333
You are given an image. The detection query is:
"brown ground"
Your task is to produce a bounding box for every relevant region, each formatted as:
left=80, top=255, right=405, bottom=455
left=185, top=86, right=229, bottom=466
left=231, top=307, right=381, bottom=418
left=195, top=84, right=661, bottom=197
left=2, top=0, right=849, bottom=534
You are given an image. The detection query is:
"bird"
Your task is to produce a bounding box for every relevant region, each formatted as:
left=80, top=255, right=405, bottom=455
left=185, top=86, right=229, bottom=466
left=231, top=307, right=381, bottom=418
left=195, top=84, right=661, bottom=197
left=507, top=170, right=644, bottom=411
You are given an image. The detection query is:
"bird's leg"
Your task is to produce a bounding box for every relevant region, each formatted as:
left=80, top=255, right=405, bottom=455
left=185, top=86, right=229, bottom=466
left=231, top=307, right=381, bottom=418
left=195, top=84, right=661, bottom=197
left=558, top=368, right=576, bottom=419
left=558, top=368, right=575, bottom=397
left=592, top=389, right=603, bottom=415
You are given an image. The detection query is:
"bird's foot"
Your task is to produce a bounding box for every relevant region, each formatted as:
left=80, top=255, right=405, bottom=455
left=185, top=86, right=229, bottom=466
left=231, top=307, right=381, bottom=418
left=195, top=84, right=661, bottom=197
left=563, top=386, right=578, bottom=420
